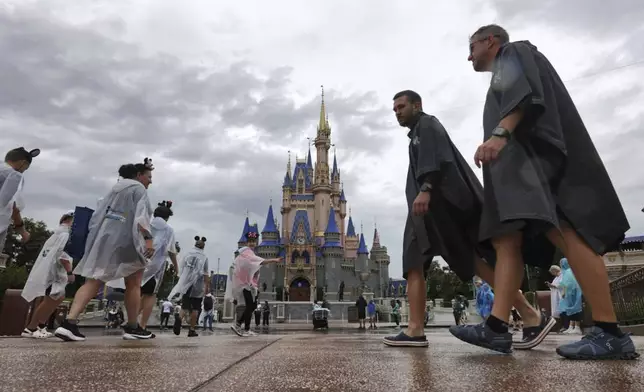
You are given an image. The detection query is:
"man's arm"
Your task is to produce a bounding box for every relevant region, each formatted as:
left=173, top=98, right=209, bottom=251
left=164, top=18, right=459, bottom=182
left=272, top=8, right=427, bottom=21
left=168, top=252, right=178, bottom=273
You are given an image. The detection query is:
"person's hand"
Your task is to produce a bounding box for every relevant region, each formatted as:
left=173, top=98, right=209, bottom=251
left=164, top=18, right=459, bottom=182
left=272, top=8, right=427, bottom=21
left=474, top=136, right=508, bottom=168
left=19, top=228, right=30, bottom=244
left=412, top=191, right=431, bottom=216
left=275, top=257, right=284, bottom=263
left=67, top=274, right=76, bottom=284
left=144, top=239, right=154, bottom=258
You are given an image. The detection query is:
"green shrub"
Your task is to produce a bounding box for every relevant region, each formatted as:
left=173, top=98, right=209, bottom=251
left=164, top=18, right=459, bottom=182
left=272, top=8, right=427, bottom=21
left=0, top=265, right=29, bottom=299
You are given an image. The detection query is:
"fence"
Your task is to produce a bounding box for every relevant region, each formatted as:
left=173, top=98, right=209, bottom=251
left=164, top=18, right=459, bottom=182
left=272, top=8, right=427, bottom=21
left=610, top=267, right=644, bottom=326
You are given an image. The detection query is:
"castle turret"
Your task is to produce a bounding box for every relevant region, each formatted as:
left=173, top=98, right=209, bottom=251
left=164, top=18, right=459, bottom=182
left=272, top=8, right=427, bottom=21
left=322, top=206, right=342, bottom=251
left=312, top=86, right=333, bottom=238
left=237, top=216, right=251, bottom=248
left=344, top=213, right=359, bottom=259
left=257, top=203, right=281, bottom=297
left=281, top=153, right=293, bottom=242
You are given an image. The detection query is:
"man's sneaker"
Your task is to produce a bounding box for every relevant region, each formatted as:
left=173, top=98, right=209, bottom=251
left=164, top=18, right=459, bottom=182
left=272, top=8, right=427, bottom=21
left=21, top=328, right=36, bottom=338
left=556, top=326, right=640, bottom=360
left=449, top=323, right=512, bottom=354
left=122, top=324, right=152, bottom=340
left=188, top=329, right=199, bottom=337
left=246, top=330, right=258, bottom=336
left=34, top=327, right=54, bottom=339
left=513, top=312, right=557, bottom=350
left=231, top=323, right=244, bottom=337
left=55, top=321, right=86, bottom=342
left=383, top=331, right=429, bottom=347
left=173, top=315, right=182, bottom=336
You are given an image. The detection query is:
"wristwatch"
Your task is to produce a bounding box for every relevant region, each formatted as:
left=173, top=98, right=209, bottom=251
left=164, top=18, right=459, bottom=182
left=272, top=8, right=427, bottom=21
left=491, top=126, right=511, bottom=139
left=143, top=234, right=153, bottom=240
left=420, top=183, right=432, bottom=193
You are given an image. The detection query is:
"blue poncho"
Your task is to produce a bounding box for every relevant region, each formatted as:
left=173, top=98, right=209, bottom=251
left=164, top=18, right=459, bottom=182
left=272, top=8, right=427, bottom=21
left=476, top=282, right=494, bottom=318
left=558, top=258, right=583, bottom=316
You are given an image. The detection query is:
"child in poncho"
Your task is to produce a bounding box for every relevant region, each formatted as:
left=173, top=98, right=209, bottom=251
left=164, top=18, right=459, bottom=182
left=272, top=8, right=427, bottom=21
left=21, top=210, right=74, bottom=338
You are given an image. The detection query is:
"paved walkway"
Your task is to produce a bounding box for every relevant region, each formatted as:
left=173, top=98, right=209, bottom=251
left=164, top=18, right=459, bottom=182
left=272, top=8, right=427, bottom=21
left=1, top=330, right=642, bottom=391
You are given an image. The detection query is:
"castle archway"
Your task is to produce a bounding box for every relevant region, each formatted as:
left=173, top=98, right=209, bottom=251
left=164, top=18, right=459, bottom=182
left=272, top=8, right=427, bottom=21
left=289, top=277, right=311, bottom=302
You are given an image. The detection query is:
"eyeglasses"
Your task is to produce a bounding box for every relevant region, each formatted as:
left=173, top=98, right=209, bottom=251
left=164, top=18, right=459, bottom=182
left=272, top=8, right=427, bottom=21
left=469, top=35, right=500, bottom=54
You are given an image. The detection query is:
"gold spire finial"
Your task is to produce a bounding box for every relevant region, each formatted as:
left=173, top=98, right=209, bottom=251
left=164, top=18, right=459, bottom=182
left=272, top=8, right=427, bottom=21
left=318, top=85, right=327, bottom=131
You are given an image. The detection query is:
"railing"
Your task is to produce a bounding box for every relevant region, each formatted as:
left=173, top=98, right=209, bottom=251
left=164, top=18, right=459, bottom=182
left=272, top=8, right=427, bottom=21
left=610, top=266, right=644, bottom=325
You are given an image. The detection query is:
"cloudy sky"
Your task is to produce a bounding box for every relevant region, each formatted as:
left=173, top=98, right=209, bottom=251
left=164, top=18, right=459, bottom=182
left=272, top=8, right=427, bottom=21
left=3, top=0, right=643, bottom=279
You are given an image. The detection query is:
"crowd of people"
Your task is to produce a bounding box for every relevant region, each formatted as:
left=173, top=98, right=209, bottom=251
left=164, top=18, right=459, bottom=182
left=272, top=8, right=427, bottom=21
left=0, top=22, right=639, bottom=360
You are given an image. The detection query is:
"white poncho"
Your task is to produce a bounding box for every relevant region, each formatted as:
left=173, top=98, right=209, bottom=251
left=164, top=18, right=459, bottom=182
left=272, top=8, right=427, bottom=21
left=0, top=164, right=24, bottom=234
left=224, top=247, right=263, bottom=302
left=106, top=216, right=175, bottom=291
left=74, top=179, right=152, bottom=282
left=168, top=247, right=209, bottom=300
left=21, top=225, right=72, bottom=302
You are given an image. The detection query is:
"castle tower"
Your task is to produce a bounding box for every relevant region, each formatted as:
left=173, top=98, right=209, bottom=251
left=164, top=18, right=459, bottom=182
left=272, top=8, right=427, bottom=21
left=237, top=216, right=251, bottom=248
left=344, top=213, right=359, bottom=259
left=369, top=226, right=390, bottom=298
left=281, top=153, right=293, bottom=242
left=256, top=203, right=282, bottom=297
left=357, top=231, right=369, bottom=270
left=312, top=86, right=333, bottom=238
left=338, top=187, right=347, bottom=245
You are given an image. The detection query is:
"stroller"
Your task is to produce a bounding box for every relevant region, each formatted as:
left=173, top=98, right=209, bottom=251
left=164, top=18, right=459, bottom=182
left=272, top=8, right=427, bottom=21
left=312, top=306, right=330, bottom=330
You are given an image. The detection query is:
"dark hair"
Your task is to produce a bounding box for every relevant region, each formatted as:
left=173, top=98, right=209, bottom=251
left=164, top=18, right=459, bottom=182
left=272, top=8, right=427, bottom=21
left=118, top=157, right=154, bottom=179
left=154, top=200, right=174, bottom=220
left=393, top=90, right=422, bottom=106
left=471, top=24, right=510, bottom=45
left=5, top=147, right=40, bottom=164
left=59, top=213, right=74, bottom=225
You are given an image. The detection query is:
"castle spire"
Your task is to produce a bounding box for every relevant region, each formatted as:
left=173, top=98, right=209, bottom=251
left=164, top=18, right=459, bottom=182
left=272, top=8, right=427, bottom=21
left=318, top=85, right=327, bottom=131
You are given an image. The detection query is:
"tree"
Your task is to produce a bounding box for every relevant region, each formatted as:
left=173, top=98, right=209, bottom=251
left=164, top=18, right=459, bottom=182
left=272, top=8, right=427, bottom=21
left=157, top=264, right=177, bottom=300
left=3, top=218, right=53, bottom=269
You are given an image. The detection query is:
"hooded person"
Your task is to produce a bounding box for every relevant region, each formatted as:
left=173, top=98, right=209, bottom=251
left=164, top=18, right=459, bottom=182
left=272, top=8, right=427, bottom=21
left=451, top=24, right=638, bottom=359
left=169, top=235, right=209, bottom=337
left=0, top=147, right=40, bottom=250
left=106, top=200, right=178, bottom=335
left=55, top=158, right=155, bottom=342
left=227, top=241, right=282, bottom=337
left=21, top=210, right=74, bottom=339
left=558, top=258, right=583, bottom=335
left=475, top=281, right=495, bottom=320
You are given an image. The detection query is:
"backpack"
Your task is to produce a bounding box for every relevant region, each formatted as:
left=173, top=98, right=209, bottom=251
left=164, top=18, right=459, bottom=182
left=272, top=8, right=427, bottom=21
left=64, top=206, right=94, bottom=260
left=203, top=296, right=214, bottom=311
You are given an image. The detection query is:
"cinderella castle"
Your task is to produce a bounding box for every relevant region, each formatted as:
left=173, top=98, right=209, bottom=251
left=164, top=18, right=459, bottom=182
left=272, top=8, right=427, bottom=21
left=235, top=89, right=391, bottom=302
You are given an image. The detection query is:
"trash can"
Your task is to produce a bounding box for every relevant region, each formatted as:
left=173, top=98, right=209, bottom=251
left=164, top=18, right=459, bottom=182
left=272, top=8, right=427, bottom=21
left=0, top=289, right=30, bottom=336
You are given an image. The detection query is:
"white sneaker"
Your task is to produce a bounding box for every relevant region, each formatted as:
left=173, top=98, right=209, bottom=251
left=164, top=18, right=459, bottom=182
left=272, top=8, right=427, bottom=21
left=34, top=328, right=53, bottom=339
left=21, top=328, right=35, bottom=338
left=246, top=330, right=258, bottom=336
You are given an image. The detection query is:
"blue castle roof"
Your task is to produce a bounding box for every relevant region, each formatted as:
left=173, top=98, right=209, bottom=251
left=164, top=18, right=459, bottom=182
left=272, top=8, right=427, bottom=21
left=291, top=161, right=312, bottom=189
left=324, top=207, right=339, bottom=234
left=347, top=216, right=356, bottom=237
left=332, top=154, right=338, bottom=177
left=289, top=210, right=313, bottom=243
left=307, top=148, right=313, bottom=169
left=238, top=217, right=250, bottom=243
left=357, top=233, right=369, bottom=254
left=261, top=205, right=278, bottom=233
left=339, top=188, right=346, bottom=202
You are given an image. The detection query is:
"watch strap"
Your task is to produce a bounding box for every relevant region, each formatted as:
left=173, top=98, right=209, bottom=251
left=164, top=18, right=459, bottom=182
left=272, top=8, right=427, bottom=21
left=491, top=126, right=511, bottom=139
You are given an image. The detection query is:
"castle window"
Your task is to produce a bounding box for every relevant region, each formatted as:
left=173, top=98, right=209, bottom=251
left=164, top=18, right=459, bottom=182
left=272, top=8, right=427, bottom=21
left=297, top=178, right=304, bottom=193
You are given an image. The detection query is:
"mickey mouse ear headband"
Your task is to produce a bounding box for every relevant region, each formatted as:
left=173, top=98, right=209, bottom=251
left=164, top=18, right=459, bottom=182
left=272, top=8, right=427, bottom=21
left=194, top=236, right=207, bottom=242
left=8, top=147, right=40, bottom=164
left=143, top=157, right=154, bottom=170
left=158, top=200, right=173, bottom=209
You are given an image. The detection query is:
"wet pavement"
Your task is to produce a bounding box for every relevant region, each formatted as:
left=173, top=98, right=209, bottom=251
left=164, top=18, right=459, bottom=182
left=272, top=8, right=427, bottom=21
left=1, top=330, right=643, bottom=392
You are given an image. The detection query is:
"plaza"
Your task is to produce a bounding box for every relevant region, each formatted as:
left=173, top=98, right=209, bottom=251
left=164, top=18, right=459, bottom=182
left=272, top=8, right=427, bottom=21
left=1, top=328, right=643, bottom=391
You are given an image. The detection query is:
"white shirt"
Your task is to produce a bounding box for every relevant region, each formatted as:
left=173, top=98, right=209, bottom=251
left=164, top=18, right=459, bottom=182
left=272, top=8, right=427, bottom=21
left=161, top=300, right=173, bottom=313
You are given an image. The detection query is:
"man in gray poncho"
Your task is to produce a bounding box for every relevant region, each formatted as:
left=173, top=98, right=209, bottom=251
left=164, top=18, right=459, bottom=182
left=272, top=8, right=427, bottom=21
left=384, top=91, right=550, bottom=348
left=450, top=24, right=638, bottom=360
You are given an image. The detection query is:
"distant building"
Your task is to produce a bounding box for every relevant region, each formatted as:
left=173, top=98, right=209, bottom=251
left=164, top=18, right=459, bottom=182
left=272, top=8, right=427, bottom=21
left=603, top=235, right=644, bottom=281
left=211, top=273, right=227, bottom=295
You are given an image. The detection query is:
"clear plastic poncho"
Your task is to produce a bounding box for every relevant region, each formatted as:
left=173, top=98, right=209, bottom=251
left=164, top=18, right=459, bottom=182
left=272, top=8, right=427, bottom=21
left=21, top=225, right=72, bottom=302
left=0, top=164, right=24, bottom=233
left=168, top=247, right=209, bottom=300
left=73, top=179, right=152, bottom=282
left=225, top=247, right=263, bottom=302
left=475, top=282, right=494, bottom=318
left=106, top=216, right=175, bottom=291
left=558, top=258, right=583, bottom=316
left=550, top=274, right=563, bottom=317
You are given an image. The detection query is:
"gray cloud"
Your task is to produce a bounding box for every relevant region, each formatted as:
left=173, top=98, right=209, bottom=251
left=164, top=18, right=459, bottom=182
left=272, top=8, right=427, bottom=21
left=2, top=4, right=398, bottom=272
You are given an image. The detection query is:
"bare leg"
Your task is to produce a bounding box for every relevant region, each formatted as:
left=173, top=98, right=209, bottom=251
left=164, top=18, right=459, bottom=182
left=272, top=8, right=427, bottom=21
left=67, top=279, right=103, bottom=319
left=123, top=270, right=144, bottom=325
left=190, top=310, right=198, bottom=330
left=547, top=227, right=616, bottom=322
left=27, top=297, right=64, bottom=329
left=474, top=257, right=540, bottom=327
left=490, top=232, right=525, bottom=323
left=405, top=268, right=426, bottom=337
left=139, top=295, right=157, bottom=329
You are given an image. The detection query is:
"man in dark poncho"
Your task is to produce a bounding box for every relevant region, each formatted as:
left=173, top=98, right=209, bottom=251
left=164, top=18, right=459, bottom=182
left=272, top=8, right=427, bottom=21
left=449, top=24, right=638, bottom=360
left=383, top=91, right=551, bottom=348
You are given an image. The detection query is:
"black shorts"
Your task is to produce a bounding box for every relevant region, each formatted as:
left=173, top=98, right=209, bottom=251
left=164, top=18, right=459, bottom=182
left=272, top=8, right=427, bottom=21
left=358, top=310, right=366, bottom=319
left=45, top=285, right=52, bottom=297
left=141, top=278, right=157, bottom=296
left=181, top=286, right=202, bottom=312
